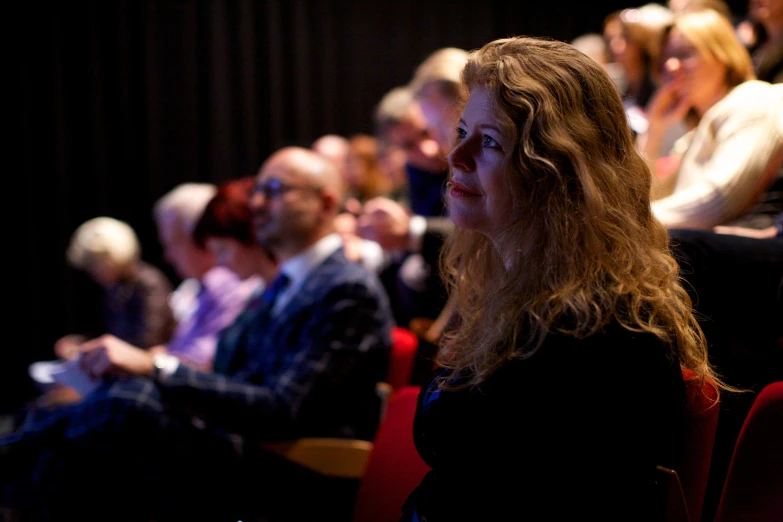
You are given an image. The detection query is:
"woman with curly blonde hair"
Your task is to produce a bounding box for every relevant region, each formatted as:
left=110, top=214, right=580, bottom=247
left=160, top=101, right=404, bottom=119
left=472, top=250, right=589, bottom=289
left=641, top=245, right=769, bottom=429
left=401, top=35, right=728, bottom=522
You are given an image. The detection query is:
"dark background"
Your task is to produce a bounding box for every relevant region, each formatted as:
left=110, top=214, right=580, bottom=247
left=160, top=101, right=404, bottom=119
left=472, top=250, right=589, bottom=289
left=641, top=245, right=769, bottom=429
left=7, top=0, right=750, bottom=409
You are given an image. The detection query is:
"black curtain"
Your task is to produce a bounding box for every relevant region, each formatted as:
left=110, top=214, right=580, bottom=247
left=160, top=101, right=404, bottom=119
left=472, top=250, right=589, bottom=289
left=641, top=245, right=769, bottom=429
left=11, top=0, right=682, bottom=410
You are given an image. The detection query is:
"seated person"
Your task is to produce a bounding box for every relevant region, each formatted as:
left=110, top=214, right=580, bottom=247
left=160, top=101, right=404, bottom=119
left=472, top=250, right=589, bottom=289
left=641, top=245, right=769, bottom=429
left=639, top=9, right=783, bottom=229
left=374, top=85, right=449, bottom=218
left=54, top=216, right=175, bottom=360
left=191, top=176, right=277, bottom=290
left=401, top=35, right=729, bottom=522
left=27, top=216, right=176, bottom=408
left=0, top=148, right=394, bottom=522
left=151, top=182, right=260, bottom=370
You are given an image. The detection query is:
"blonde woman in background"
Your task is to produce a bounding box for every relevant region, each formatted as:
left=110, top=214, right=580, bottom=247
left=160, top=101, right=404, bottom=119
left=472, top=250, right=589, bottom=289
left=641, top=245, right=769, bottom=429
left=641, top=8, right=783, bottom=229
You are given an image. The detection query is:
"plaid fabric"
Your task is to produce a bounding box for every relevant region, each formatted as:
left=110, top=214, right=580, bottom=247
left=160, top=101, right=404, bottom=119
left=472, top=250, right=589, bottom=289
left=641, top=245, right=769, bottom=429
left=1, top=248, right=394, bottom=520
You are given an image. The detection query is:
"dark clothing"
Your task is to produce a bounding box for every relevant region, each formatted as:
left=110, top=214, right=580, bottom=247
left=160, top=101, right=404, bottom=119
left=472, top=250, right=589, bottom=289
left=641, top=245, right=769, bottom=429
left=382, top=218, right=451, bottom=328
left=402, top=322, right=686, bottom=522
left=667, top=228, right=783, bottom=521
left=1, top=248, right=394, bottom=521
left=752, top=38, right=783, bottom=84
left=406, top=164, right=448, bottom=218
left=103, top=261, right=175, bottom=348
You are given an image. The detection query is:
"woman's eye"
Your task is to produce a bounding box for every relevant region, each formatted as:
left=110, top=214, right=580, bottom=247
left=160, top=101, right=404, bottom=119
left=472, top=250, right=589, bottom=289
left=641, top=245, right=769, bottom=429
left=482, top=135, right=501, bottom=150
left=455, top=127, right=467, bottom=141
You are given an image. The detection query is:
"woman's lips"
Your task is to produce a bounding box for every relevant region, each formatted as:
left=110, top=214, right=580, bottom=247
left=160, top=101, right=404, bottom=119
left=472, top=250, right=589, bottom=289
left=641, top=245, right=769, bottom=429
left=450, top=181, right=482, bottom=198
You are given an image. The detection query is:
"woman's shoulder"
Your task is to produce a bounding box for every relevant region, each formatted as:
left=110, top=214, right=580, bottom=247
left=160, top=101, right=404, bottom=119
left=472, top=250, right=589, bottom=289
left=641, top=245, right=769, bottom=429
left=721, top=80, right=783, bottom=111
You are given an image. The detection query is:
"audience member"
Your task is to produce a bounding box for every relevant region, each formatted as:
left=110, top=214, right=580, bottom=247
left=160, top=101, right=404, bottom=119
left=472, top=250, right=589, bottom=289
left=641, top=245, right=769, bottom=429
left=668, top=0, right=734, bottom=18
left=0, top=148, right=394, bottom=522
left=191, top=176, right=277, bottom=286
left=151, top=182, right=259, bottom=370
left=570, top=32, right=628, bottom=93
left=743, top=0, right=783, bottom=83
left=401, top=35, right=729, bottom=522
left=640, top=8, right=783, bottom=229
left=343, top=133, right=394, bottom=213
left=409, top=46, right=469, bottom=154
left=377, top=141, right=410, bottom=205
left=311, top=133, right=350, bottom=176
left=374, top=85, right=448, bottom=218
left=603, top=2, right=674, bottom=131
left=26, top=217, right=176, bottom=410
left=54, top=216, right=175, bottom=358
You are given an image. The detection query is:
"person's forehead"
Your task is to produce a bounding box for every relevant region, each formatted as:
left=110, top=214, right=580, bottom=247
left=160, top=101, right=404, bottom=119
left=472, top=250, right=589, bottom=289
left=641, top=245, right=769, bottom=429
left=257, top=157, right=311, bottom=185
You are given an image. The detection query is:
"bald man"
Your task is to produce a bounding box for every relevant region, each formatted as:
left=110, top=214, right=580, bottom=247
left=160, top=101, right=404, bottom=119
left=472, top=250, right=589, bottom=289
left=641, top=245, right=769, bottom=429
left=1, top=147, right=394, bottom=522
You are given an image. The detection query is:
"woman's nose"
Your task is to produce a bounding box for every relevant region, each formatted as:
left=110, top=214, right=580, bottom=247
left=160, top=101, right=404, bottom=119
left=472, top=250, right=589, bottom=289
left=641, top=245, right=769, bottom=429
left=448, top=139, right=474, bottom=172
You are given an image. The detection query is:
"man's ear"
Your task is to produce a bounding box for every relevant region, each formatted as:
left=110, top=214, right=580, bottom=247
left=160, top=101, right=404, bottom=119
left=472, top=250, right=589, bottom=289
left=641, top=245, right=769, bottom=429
left=320, top=189, right=341, bottom=217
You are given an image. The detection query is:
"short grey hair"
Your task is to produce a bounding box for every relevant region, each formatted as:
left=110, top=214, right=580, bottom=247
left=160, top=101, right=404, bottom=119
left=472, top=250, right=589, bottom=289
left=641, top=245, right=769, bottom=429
left=66, top=216, right=140, bottom=270
left=374, top=85, right=415, bottom=138
left=153, top=182, right=217, bottom=234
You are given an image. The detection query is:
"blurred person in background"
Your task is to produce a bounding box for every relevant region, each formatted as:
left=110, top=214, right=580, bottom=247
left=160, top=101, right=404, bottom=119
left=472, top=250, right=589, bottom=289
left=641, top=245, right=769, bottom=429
left=374, top=85, right=448, bottom=218
left=151, top=182, right=259, bottom=370
left=640, top=8, right=783, bottom=229
left=54, top=216, right=175, bottom=359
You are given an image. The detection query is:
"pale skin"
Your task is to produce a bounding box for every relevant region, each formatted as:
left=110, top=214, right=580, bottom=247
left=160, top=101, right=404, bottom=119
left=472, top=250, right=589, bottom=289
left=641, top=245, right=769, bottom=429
left=356, top=196, right=412, bottom=252
left=78, top=148, right=343, bottom=383
left=640, top=27, right=728, bottom=171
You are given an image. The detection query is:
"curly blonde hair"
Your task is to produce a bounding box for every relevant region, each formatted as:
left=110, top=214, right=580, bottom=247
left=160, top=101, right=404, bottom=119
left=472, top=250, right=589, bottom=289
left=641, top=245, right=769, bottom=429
left=437, top=36, right=725, bottom=394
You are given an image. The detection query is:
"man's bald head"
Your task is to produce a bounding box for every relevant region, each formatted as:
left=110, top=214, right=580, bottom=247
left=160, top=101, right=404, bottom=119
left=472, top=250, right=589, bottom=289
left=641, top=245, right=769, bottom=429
left=252, top=147, right=346, bottom=260
left=259, top=146, right=345, bottom=204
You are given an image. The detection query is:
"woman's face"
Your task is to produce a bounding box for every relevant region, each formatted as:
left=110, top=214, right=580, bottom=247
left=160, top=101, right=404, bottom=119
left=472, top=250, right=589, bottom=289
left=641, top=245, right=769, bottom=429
left=205, top=237, right=256, bottom=280
left=447, top=85, right=514, bottom=244
left=660, top=28, right=728, bottom=115
left=750, top=0, right=783, bottom=25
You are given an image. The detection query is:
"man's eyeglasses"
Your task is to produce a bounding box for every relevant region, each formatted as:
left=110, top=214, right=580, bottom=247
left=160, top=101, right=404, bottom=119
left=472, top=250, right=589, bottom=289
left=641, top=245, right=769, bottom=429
left=253, top=178, right=322, bottom=200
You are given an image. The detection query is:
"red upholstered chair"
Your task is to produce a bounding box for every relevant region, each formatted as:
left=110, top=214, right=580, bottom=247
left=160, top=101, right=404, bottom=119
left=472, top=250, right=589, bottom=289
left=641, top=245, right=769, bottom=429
left=351, top=386, right=431, bottom=522
left=675, top=368, right=720, bottom=522
left=713, top=381, right=783, bottom=522
left=388, top=327, right=419, bottom=391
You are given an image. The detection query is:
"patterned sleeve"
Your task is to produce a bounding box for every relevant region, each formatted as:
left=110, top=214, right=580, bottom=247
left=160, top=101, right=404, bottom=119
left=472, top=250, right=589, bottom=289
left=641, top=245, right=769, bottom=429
left=155, top=280, right=392, bottom=440
left=138, top=265, right=176, bottom=348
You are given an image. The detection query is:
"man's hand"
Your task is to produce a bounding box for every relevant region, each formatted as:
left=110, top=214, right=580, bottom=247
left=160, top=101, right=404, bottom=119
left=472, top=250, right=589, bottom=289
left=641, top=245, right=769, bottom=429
left=79, top=334, right=155, bottom=380
left=356, top=197, right=412, bottom=252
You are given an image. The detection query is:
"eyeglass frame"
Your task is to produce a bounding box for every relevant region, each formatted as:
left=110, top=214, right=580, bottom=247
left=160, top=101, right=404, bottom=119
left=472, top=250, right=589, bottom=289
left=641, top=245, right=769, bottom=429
left=252, top=177, right=323, bottom=200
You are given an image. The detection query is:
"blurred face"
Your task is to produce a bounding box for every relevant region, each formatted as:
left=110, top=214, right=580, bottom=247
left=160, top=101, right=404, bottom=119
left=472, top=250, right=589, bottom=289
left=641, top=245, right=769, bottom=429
left=84, top=259, right=124, bottom=287
left=250, top=163, right=325, bottom=251
left=604, top=19, right=644, bottom=73
left=660, top=28, right=728, bottom=115
left=750, top=0, right=783, bottom=24
left=204, top=237, right=257, bottom=280
left=157, top=215, right=209, bottom=279
left=447, top=86, right=514, bottom=244
left=384, top=104, right=448, bottom=174
left=417, top=84, right=462, bottom=155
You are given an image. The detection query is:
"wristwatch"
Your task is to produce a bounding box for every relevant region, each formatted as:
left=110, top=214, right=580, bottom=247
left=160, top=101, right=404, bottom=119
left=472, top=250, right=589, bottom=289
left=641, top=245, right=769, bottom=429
left=152, top=352, right=180, bottom=378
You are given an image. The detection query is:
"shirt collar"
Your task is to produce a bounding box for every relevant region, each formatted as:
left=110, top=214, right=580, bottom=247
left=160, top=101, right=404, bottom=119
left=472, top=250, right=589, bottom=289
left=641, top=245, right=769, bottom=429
left=278, top=233, right=342, bottom=288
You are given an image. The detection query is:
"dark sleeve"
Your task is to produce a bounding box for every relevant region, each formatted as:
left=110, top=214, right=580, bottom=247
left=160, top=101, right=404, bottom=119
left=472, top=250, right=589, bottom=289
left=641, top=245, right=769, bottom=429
left=138, top=266, right=176, bottom=348
left=154, top=281, right=392, bottom=440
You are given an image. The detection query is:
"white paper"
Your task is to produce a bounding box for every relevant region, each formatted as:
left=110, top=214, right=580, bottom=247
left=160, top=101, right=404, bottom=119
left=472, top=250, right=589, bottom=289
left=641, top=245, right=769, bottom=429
left=42, top=359, right=101, bottom=396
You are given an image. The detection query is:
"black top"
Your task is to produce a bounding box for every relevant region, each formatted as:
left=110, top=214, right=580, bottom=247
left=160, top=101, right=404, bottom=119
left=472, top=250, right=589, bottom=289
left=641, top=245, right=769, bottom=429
left=402, top=320, right=686, bottom=522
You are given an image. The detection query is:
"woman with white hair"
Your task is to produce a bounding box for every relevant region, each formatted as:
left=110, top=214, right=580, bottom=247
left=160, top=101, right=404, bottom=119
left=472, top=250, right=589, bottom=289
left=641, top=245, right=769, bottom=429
left=54, top=216, right=175, bottom=359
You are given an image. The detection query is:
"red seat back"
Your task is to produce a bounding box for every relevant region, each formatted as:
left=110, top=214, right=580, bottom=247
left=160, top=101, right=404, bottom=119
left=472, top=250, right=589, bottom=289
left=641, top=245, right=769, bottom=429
left=352, top=386, right=431, bottom=522
left=388, top=327, right=419, bottom=391
left=713, top=381, right=783, bottom=522
left=679, top=368, right=720, bottom=522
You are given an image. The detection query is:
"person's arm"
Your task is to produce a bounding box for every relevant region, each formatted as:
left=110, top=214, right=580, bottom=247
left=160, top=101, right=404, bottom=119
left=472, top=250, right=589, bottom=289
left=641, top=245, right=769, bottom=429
left=138, top=268, right=176, bottom=349
left=651, top=88, right=783, bottom=229
left=164, top=279, right=256, bottom=368
left=81, top=281, right=391, bottom=441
